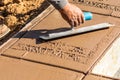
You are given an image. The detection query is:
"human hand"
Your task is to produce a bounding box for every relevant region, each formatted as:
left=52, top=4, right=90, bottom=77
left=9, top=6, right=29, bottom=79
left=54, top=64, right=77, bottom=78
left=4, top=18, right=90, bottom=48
left=59, top=3, right=84, bottom=27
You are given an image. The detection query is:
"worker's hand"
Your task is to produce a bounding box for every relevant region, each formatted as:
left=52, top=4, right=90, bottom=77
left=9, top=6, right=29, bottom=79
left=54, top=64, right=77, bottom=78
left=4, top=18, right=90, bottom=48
left=59, top=3, right=84, bottom=27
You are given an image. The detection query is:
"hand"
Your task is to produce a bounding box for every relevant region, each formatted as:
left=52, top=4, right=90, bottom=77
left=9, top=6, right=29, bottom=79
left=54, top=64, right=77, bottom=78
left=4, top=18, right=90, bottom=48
left=59, top=3, right=84, bottom=27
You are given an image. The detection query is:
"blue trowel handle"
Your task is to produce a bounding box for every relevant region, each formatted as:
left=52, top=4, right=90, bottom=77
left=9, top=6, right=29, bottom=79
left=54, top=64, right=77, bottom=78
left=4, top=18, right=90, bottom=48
left=84, top=12, right=93, bottom=21
left=71, top=12, right=92, bottom=29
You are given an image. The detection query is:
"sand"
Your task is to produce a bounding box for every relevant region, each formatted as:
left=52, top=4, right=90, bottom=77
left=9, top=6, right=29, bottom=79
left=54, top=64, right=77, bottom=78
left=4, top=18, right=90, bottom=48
left=0, top=0, right=47, bottom=30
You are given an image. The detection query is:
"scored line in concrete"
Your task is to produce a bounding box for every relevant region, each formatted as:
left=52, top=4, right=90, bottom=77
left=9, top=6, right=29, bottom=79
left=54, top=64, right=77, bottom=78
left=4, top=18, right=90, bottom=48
left=91, top=35, right=120, bottom=79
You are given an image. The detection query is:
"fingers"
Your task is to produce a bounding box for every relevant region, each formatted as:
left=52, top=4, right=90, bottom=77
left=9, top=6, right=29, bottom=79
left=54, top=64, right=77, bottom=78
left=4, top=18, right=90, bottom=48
left=71, top=16, right=78, bottom=27
left=81, top=12, right=85, bottom=23
left=70, top=13, right=84, bottom=27
left=59, top=3, right=85, bottom=27
left=78, top=15, right=82, bottom=26
left=71, top=20, right=74, bottom=27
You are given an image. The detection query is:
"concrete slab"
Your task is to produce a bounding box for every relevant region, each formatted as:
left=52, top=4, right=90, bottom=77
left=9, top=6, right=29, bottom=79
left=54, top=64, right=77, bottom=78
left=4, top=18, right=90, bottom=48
left=0, top=56, right=84, bottom=80
left=0, top=0, right=120, bottom=79
left=1, top=8, right=120, bottom=73
left=91, top=35, right=120, bottom=79
left=83, top=74, right=113, bottom=80
left=70, top=0, right=120, bottom=18
left=0, top=5, right=54, bottom=54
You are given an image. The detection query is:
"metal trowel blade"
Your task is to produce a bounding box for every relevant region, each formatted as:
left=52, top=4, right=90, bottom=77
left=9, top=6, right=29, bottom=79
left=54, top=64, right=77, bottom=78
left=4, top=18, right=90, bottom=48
left=39, top=23, right=114, bottom=40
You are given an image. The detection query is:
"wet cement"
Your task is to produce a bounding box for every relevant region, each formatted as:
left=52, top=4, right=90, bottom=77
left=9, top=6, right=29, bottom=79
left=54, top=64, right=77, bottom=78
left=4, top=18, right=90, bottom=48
left=1, top=8, right=120, bottom=73
left=92, top=35, right=120, bottom=79
left=83, top=74, right=113, bottom=80
left=0, top=56, right=84, bottom=80
left=0, top=0, right=49, bottom=46
left=70, top=0, right=120, bottom=18
left=0, top=0, right=120, bottom=80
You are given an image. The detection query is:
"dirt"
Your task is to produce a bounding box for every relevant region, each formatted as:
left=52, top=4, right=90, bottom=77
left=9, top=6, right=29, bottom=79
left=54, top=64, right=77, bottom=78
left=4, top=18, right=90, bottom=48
left=0, top=0, right=48, bottom=30
left=0, top=0, right=49, bottom=45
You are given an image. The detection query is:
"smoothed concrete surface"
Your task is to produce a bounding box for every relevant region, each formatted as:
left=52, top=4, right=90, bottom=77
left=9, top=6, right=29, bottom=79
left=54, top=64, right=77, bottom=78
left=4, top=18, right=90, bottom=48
left=0, top=0, right=120, bottom=80
left=0, top=56, right=84, bottom=80
left=92, top=37, right=120, bottom=79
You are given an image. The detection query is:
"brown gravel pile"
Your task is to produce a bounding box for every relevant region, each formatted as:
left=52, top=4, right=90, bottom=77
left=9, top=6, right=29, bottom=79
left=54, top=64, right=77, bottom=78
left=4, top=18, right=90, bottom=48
left=0, top=0, right=48, bottom=30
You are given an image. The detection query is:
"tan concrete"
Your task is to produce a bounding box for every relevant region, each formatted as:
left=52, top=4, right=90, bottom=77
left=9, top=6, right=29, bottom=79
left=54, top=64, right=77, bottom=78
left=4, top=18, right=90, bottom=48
left=83, top=74, right=113, bottom=80
left=1, top=9, right=120, bottom=73
left=70, top=0, right=120, bottom=17
left=0, top=0, right=120, bottom=80
left=0, top=56, right=84, bottom=80
left=0, top=5, right=54, bottom=54
left=91, top=35, right=120, bottom=79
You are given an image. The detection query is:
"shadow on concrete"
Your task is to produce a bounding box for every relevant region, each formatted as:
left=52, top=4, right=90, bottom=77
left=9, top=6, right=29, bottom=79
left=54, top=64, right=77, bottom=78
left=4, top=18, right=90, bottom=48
left=13, top=27, right=109, bottom=44
left=14, top=25, right=108, bottom=44
left=13, top=27, right=72, bottom=44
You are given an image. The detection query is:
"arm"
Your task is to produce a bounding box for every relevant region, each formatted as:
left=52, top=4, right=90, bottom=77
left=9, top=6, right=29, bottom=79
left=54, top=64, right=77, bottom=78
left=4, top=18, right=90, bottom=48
left=47, top=0, right=84, bottom=27
left=47, top=0, right=68, bottom=10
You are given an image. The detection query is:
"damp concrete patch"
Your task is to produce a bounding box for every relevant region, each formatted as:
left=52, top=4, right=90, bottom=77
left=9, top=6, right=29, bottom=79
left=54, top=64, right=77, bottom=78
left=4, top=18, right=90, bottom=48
left=91, top=36, right=120, bottom=79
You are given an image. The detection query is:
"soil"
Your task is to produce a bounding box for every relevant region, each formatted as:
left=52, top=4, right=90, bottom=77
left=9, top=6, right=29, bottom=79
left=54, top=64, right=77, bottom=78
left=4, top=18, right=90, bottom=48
left=0, top=0, right=49, bottom=45
left=0, top=0, right=48, bottom=29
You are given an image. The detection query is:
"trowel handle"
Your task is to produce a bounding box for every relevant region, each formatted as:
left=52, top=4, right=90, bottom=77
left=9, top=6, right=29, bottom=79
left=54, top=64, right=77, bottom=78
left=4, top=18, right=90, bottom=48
left=71, top=12, right=92, bottom=29
left=84, top=12, right=93, bottom=21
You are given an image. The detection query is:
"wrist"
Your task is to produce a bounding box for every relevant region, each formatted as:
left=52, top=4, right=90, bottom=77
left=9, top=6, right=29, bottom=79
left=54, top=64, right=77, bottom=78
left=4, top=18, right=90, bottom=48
left=48, top=0, right=68, bottom=10
left=59, top=3, right=71, bottom=13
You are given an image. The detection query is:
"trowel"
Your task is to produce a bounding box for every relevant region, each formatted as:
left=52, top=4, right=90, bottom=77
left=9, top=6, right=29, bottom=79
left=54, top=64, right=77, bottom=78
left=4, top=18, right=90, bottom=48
left=39, top=12, right=114, bottom=40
